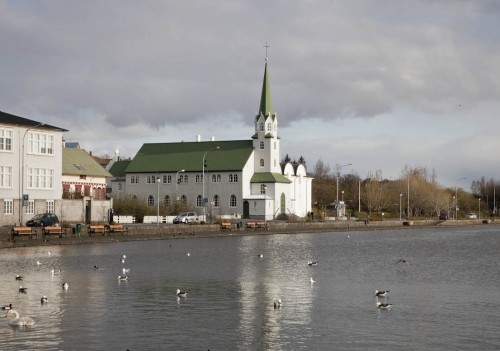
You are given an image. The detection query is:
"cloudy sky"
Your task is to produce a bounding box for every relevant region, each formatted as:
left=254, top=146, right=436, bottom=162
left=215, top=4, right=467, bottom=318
left=1, top=0, right=499, bottom=189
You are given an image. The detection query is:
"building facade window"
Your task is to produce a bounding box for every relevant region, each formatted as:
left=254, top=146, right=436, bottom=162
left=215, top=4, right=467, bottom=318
left=196, top=174, right=202, bottom=183
left=259, top=122, right=264, bottom=131
left=213, top=194, right=220, bottom=207
left=267, top=123, right=272, bottom=132
left=228, top=174, right=238, bottom=183
left=162, top=175, right=172, bottom=184
left=147, top=175, right=159, bottom=184
left=26, top=200, right=34, bottom=215
left=260, top=184, right=267, bottom=194
left=260, top=141, right=264, bottom=150
left=28, top=132, right=54, bottom=155
left=131, top=175, right=139, bottom=184
left=182, top=175, right=188, bottom=183
left=0, top=166, right=12, bottom=188
left=196, top=195, right=203, bottom=207
left=229, top=194, right=237, bottom=208
left=164, top=195, right=170, bottom=206
left=0, top=129, right=13, bottom=151
left=211, top=174, right=221, bottom=183
left=260, top=159, right=264, bottom=167
left=147, top=195, right=154, bottom=207
left=46, top=200, right=55, bottom=213
left=118, top=182, right=123, bottom=191
left=3, top=199, right=13, bottom=214
left=180, top=195, right=187, bottom=205
left=27, top=168, right=54, bottom=189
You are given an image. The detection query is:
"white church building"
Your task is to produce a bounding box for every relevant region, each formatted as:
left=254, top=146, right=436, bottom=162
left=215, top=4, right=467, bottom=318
left=114, top=58, right=312, bottom=220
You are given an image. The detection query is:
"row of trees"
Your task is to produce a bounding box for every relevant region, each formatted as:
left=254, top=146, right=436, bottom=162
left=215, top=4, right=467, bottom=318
left=310, top=159, right=499, bottom=220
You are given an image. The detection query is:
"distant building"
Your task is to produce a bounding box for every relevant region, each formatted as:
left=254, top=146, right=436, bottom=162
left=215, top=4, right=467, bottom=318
left=113, top=58, right=313, bottom=220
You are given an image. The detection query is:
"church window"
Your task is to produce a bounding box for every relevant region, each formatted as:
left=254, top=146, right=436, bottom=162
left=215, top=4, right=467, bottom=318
left=196, top=174, right=202, bottom=183
left=130, top=176, right=139, bottom=184
left=213, top=194, right=220, bottom=207
left=147, top=195, right=154, bottom=207
left=196, top=195, right=203, bottom=207
left=164, top=195, right=170, bottom=206
left=163, top=175, right=172, bottom=184
left=260, top=184, right=267, bottom=194
left=267, top=123, right=272, bottom=132
left=183, top=175, right=188, bottom=183
left=180, top=195, right=187, bottom=205
left=260, top=141, right=264, bottom=150
left=260, top=159, right=264, bottom=167
left=229, top=174, right=238, bottom=183
left=259, top=122, right=264, bottom=132
left=212, top=174, right=221, bottom=183
left=229, top=195, right=237, bottom=208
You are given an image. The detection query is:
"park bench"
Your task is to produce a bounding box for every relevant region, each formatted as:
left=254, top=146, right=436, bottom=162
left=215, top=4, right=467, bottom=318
left=107, top=224, right=128, bottom=234
left=88, top=225, right=107, bottom=236
left=43, top=226, right=66, bottom=238
left=221, top=222, right=236, bottom=231
left=256, top=221, right=269, bottom=230
left=11, top=226, right=36, bottom=240
left=246, top=222, right=257, bottom=229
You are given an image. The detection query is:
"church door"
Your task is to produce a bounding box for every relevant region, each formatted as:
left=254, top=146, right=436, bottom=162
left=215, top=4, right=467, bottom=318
left=243, top=201, right=249, bottom=219
left=280, top=193, right=286, bottom=214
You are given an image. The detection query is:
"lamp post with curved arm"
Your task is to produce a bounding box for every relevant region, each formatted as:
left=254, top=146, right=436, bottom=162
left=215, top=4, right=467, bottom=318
left=455, top=177, right=467, bottom=220
left=202, top=146, right=220, bottom=222
left=336, top=163, right=351, bottom=218
left=19, top=123, right=44, bottom=225
left=175, top=170, right=185, bottom=202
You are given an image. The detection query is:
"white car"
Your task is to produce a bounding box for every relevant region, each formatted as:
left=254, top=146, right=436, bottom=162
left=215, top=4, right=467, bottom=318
left=466, top=213, right=478, bottom=219
left=173, top=212, right=199, bottom=224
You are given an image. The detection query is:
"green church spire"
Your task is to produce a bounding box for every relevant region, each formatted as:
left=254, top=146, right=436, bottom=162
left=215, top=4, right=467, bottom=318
left=259, top=59, right=273, bottom=117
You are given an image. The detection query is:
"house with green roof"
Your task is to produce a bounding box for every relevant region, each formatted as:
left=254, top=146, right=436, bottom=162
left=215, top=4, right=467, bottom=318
left=118, top=57, right=312, bottom=220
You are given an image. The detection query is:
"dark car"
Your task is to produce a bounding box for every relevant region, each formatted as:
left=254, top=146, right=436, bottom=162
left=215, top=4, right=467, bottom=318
left=26, top=213, right=59, bottom=227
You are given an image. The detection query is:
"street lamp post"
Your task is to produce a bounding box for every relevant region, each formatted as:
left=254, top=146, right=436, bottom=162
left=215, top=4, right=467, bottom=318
left=336, top=163, right=351, bottom=219
left=156, top=177, right=161, bottom=226
left=399, top=193, right=402, bottom=221
left=202, top=146, right=220, bottom=222
left=175, top=170, right=185, bottom=201
left=479, top=198, right=481, bottom=220
left=263, top=185, right=267, bottom=225
left=19, top=123, right=44, bottom=225
left=453, top=196, right=456, bottom=220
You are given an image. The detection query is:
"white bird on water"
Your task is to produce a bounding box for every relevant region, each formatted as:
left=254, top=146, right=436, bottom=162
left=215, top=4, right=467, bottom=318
left=122, top=268, right=131, bottom=273
left=376, top=302, right=392, bottom=309
left=118, top=275, right=128, bottom=281
left=3, top=309, right=35, bottom=326
left=41, top=296, right=48, bottom=304
left=310, top=277, right=316, bottom=284
left=274, top=299, right=283, bottom=309
left=176, top=289, right=187, bottom=298
left=62, top=282, right=69, bottom=290
left=374, top=290, right=389, bottom=297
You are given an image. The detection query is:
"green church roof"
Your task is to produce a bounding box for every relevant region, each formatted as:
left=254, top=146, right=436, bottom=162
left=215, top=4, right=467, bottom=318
left=250, top=172, right=292, bottom=184
left=256, top=61, right=276, bottom=121
left=62, top=148, right=111, bottom=177
left=108, top=160, right=131, bottom=178
left=125, top=140, right=254, bottom=173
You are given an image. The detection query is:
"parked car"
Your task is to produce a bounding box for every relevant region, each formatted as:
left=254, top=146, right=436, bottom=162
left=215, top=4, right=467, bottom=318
left=173, top=212, right=199, bottom=224
left=26, top=213, right=59, bottom=227
left=466, top=213, right=478, bottom=219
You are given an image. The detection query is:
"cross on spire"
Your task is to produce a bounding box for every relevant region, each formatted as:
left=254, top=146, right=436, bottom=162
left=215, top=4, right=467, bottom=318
left=263, top=41, right=270, bottom=62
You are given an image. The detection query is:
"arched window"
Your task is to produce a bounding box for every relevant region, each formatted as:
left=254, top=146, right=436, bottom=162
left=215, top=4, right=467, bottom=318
left=259, top=122, right=264, bottom=131
left=147, top=195, right=154, bottom=207
left=181, top=195, right=187, bottom=205
left=260, top=184, right=267, bottom=194
left=196, top=195, right=203, bottom=207
left=260, top=141, right=264, bottom=150
left=217, top=174, right=221, bottom=182
left=213, top=194, right=220, bottom=207
left=164, top=195, right=170, bottom=206
left=230, top=194, right=237, bottom=208
left=260, top=159, right=264, bottom=167
left=212, top=174, right=216, bottom=182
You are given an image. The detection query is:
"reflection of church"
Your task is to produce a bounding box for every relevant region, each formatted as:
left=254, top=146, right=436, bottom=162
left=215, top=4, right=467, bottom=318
left=114, top=56, right=312, bottom=220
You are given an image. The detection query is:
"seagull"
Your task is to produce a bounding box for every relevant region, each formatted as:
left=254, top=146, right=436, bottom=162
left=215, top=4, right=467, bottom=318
left=376, top=302, right=392, bottom=309
left=41, top=296, right=48, bottom=304
left=258, top=254, right=263, bottom=258
left=274, top=299, right=283, bottom=309
left=187, top=253, right=190, bottom=257
left=122, top=268, right=130, bottom=273
left=307, top=261, right=318, bottom=266
left=122, top=255, right=127, bottom=259
left=18, top=286, right=27, bottom=294
left=36, top=261, right=41, bottom=266
left=1, top=304, right=13, bottom=310
left=397, top=258, right=410, bottom=265
left=51, top=269, right=61, bottom=275
left=62, top=282, right=69, bottom=290
left=374, top=290, right=389, bottom=297
left=118, top=275, right=128, bottom=281
left=48, top=251, right=51, bottom=256
left=15, top=275, right=23, bottom=280
left=176, top=289, right=187, bottom=298
left=121, top=259, right=125, bottom=263
left=310, top=277, right=316, bottom=284
left=94, top=265, right=99, bottom=270
left=4, top=309, right=35, bottom=326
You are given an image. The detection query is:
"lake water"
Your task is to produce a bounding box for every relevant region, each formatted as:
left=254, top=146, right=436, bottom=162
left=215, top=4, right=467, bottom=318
left=1, top=225, right=500, bottom=350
